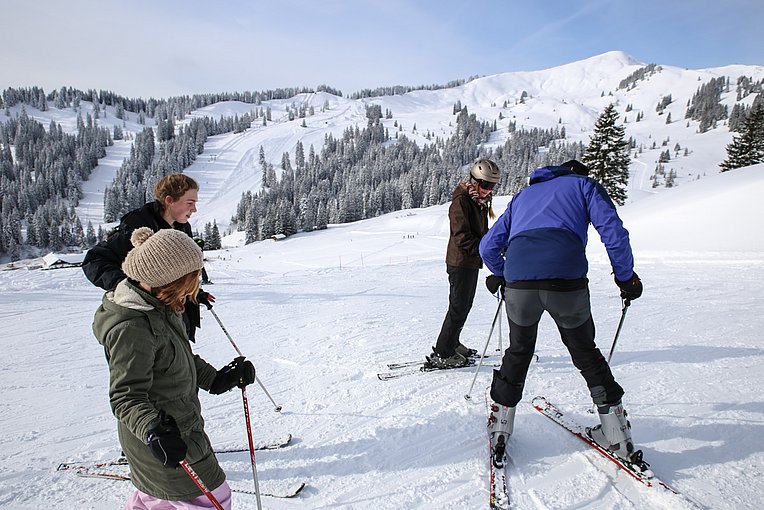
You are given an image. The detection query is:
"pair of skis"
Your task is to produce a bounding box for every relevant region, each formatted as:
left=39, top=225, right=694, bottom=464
left=56, top=434, right=294, bottom=473
left=487, top=396, right=701, bottom=509
left=57, top=434, right=305, bottom=499
left=377, top=353, right=500, bottom=381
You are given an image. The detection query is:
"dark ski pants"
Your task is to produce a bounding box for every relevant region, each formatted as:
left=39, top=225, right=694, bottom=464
left=435, top=265, right=479, bottom=356
left=490, top=286, right=624, bottom=407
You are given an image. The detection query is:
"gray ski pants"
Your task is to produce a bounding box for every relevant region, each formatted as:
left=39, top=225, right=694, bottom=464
left=490, top=286, right=624, bottom=407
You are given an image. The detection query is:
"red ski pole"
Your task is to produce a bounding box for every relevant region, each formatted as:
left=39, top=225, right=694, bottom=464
left=205, top=308, right=264, bottom=509
left=241, top=387, right=263, bottom=510
left=180, top=460, right=224, bottom=510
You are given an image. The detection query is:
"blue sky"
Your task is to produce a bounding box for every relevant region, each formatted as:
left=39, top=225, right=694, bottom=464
left=1, top=0, right=761, bottom=99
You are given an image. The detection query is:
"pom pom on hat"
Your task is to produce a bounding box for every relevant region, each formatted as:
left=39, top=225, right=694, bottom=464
left=122, top=227, right=203, bottom=288
left=130, top=227, right=154, bottom=247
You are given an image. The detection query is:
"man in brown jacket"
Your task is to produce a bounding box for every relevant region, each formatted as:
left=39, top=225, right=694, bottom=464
left=428, top=159, right=501, bottom=369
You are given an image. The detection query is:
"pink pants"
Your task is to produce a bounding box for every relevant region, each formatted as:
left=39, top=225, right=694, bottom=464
left=124, top=481, right=232, bottom=509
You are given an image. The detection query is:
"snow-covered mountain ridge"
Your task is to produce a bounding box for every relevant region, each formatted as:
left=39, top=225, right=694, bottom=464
left=2, top=50, right=763, bottom=241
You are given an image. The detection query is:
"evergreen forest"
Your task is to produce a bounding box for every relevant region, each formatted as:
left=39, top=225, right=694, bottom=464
left=0, top=68, right=762, bottom=259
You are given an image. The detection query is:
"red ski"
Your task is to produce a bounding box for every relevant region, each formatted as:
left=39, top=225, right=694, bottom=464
left=531, top=395, right=705, bottom=510
left=486, top=391, right=510, bottom=509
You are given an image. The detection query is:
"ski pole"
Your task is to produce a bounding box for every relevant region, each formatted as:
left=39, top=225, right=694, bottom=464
left=589, top=298, right=631, bottom=413
left=240, top=387, right=263, bottom=510
left=495, top=291, right=503, bottom=354
left=605, top=298, right=631, bottom=365
left=208, top=307, right=244, bottom=354
left=464, top=297, right=504, bottom=401
left=208, top=307, right=283, bottom=412
left=205, top=308, right=265, bottom=508
left=180, top=460, right=225, bottom=510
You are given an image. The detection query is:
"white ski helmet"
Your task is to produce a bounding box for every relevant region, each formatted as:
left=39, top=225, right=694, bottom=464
left=470, top=158, right=501, bottom=184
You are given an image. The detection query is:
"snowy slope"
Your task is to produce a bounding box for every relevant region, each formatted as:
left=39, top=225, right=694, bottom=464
left=1, top=163, right=762, bottom=509
left=4, top=51, right=763, bottom=238
left=2, top=52, right=764, bottom=508
left=178, top=52, right=762, bottom=231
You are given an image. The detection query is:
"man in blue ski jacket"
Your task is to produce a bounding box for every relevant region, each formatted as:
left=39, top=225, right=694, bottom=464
left=480, top=160, right=643, bottom=463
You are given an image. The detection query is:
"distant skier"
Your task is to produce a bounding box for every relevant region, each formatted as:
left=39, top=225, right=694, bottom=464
left=480, top=160, right=643, bottom=462
left=92, top=227, right=254, bottom=509
left=82, top=173, right=214, bottom=341
left=427, top=159, right=501, bottom=369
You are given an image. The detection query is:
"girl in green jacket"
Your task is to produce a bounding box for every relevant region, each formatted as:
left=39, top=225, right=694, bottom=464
left=93, top=227, right=255, bottom=509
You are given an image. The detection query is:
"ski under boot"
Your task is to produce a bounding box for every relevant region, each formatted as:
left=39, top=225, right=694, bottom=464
left=488, top=403, right=516, bottom=468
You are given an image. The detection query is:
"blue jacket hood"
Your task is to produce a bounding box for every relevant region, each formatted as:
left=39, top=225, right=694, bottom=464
left=529, top=165, right=575, bottom=185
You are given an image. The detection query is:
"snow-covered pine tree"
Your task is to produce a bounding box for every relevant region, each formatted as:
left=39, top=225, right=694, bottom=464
left=85, top=221, right=97, bottom=247
left=582, top=104, right=631, bottom=205
left=295, top=140, right=305, bottom=171
left=720, top=104, right=764, bottom=171
left=244, top=210, right=257, bottom=245
left=203, top=222, right=212, bottom=243
left=208, top=221, right=221, bottom=250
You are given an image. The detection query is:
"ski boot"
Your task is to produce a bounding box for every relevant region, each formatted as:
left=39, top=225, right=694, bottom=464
left=588, top=400, right=643, bottom=465
left=455, top=343, right=478, bottom=358
left=488, top=403, right=515, bottom=468
left=425, top=348, right=470, bottom=369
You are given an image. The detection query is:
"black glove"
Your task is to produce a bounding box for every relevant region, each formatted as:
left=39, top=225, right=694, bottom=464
left=146, top=410, right=187, bottom=468
left=485, top=275, right=505, bottom=295
left=197, top=290, right=213, bottom=310
left=209, top=356, right=256, bottom=394
left=615, top=272, right=643, bottom=301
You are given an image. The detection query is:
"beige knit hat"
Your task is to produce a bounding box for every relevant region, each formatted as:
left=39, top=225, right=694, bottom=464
left=122, top=227, right=203, bottom=287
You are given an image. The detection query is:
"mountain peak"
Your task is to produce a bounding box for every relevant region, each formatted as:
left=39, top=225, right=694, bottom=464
left=585, top=50, right=642, bottom=67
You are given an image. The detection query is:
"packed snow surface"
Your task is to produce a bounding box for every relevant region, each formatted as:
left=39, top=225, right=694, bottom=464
left=1, top=164, right=763, bottom=509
